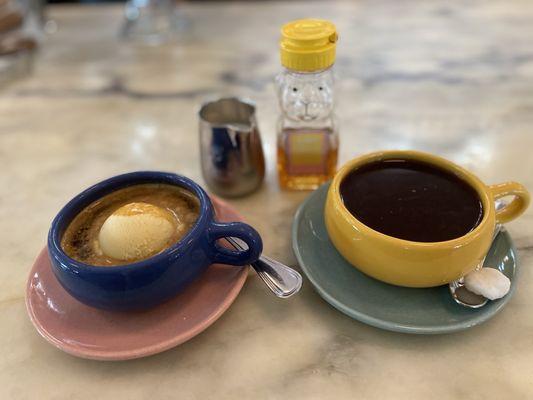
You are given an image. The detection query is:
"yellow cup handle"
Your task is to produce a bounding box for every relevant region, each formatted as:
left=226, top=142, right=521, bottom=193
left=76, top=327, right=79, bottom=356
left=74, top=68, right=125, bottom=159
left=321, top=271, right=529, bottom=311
left=488, top=182, right=530, bottom=224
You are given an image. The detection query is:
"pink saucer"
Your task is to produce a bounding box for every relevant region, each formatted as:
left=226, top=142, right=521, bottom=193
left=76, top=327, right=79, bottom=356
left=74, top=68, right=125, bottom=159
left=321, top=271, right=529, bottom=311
left=25, top=197, right=248, bottom=361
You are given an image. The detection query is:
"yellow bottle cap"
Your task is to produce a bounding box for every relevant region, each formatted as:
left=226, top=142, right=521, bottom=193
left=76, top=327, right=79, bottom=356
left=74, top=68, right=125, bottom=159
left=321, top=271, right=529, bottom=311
left=280, top=19, right=338, bottom=72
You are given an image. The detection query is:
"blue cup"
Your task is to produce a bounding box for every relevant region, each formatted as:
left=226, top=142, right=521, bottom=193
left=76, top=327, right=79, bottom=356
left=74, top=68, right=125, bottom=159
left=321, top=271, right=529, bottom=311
left=47, top=171, right=263, bottom=311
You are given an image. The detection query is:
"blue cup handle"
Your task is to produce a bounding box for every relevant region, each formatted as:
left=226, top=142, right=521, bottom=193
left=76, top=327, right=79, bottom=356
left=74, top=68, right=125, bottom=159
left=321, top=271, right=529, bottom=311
left=207, top=221, right=263, bottom=265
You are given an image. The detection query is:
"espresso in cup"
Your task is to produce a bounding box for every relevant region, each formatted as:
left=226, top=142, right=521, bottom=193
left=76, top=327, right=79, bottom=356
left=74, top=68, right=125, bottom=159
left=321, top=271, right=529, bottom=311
left=340, top=159, right=483, bottom=242
left=61, top=184, right=200, bottom=266
left=49, top=171, right=263, bottom=310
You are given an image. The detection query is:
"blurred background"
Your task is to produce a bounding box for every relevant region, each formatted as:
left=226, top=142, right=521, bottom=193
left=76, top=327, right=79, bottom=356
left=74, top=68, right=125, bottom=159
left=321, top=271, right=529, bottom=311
left=2, top=1, right=533, bottom=396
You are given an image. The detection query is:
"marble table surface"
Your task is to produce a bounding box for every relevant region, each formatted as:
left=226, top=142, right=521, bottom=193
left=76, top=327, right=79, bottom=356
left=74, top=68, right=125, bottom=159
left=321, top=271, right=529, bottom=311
left=1, top=1, right=533, bottom=398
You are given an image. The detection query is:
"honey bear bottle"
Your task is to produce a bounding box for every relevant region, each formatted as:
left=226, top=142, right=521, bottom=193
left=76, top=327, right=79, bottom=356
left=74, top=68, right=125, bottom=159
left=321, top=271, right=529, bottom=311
left=276, top=19, right=339, bottom=190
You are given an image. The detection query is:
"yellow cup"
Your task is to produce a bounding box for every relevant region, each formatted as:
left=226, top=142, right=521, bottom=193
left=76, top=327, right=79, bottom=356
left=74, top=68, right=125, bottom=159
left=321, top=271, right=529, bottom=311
left=325, top=150, right=530, bottom=287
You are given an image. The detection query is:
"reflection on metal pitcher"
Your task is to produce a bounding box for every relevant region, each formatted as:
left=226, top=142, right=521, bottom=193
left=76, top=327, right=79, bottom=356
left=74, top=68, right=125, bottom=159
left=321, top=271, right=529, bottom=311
left=199, top=97, right=265, bottom=197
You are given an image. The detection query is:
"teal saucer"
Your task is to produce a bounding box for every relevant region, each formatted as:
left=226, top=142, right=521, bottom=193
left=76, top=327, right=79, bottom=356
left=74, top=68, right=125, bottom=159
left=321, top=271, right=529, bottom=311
left=292, top=183, right=518, bottom=334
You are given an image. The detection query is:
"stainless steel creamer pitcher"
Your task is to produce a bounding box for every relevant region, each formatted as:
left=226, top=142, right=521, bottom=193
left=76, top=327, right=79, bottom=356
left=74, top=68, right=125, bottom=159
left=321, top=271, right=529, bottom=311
left=199, top=97, right=265, bottom=197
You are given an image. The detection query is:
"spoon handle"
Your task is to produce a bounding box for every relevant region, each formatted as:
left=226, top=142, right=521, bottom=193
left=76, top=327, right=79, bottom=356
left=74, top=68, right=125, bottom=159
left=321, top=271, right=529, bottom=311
left=225, top=237, right=303, bottom=298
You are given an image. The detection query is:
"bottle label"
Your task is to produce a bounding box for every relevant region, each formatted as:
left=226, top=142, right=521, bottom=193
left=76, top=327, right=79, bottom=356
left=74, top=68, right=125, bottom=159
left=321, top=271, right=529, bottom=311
left=285, top=130, right=329, bottom=175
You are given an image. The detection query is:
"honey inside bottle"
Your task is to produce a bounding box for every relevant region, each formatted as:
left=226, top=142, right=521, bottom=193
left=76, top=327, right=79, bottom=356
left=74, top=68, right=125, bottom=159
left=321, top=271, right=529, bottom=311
left=277, top=127, right=338, bottom=190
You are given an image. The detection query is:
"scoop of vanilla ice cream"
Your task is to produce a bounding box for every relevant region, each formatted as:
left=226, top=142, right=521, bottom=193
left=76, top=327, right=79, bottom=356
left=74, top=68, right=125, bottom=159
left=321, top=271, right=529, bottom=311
left=99, top=202, right=176, bottom=261
left=464, top=267, right=511, bottom=300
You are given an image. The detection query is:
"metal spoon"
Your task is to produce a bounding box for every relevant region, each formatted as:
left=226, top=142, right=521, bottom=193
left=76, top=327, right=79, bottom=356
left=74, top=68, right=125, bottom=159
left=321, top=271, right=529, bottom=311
left=449, top=224, right=502, bottom=308
left=225, top=237, right=303, bottom=298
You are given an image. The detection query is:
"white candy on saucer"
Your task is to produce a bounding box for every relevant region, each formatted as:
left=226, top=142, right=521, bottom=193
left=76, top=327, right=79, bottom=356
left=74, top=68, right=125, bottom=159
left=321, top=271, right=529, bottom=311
left=464, top=268, right=511, bottom=300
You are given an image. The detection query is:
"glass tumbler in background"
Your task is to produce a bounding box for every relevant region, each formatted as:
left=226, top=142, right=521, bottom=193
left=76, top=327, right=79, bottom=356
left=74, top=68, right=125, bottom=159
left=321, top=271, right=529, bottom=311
left=0, top=0, right=43, bottom=88
left=121, top=0, right=186, bottom=44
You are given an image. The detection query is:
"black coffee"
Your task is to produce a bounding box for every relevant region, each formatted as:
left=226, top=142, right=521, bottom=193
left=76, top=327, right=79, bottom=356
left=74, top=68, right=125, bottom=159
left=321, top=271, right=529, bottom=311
left=339, top=159, right=483, bottom=242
